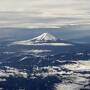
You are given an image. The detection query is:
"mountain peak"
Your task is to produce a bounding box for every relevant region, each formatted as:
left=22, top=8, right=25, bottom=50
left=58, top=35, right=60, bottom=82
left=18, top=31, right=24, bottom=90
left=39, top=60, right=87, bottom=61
left=12, top=33, right=72, bottom=46
left=31, top=32, right=57, bottom=42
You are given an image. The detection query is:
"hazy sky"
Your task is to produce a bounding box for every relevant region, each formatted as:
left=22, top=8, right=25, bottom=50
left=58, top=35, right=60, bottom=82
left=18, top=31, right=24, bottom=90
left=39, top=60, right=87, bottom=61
left=0, top=0, right=90, bottom=28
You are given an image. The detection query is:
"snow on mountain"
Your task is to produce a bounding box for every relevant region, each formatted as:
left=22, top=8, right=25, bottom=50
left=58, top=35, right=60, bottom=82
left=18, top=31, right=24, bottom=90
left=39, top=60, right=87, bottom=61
left=12, top=33, right=72, bottom=46
left=31, top=33, right=57, bottom=42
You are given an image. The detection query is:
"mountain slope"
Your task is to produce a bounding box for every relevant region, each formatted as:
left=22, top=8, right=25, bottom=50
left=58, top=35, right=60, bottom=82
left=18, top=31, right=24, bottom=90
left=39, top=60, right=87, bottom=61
left=12, top=33, right=72, bottom=46
left=31, top=33, right=57, bottom=42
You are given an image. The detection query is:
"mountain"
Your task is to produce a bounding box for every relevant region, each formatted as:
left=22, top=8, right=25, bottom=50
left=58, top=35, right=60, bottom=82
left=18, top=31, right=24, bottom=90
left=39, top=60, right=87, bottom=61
left=31, top=33, right=57, bottom=42
left=12, top=33, right=72, bottom=46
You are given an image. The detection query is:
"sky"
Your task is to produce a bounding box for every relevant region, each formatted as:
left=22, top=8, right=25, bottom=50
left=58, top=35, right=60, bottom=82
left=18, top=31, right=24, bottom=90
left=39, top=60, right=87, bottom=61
left=0, top=0, right=90, bottom=28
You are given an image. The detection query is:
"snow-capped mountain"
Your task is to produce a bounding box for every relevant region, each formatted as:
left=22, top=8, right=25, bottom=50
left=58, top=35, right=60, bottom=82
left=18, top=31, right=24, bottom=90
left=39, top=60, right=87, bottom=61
left=12, top=33, right=72, bottom=46
left=31, top=33, right=57, bottom=42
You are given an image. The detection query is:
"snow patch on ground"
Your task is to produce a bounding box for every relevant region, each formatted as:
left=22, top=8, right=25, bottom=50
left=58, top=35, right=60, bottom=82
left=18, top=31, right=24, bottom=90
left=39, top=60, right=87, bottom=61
left=63, top=60, right=90, bottom=71
left=23, top=49, right=51, bottom=53
left=0, top=66, right=28, bottom=78
left=55, top=83, right=82, bottom=90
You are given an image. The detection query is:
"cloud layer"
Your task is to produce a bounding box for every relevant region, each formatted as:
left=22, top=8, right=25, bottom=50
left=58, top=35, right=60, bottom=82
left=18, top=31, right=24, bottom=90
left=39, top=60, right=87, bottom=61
left=0, top=0, right=90, bottom=28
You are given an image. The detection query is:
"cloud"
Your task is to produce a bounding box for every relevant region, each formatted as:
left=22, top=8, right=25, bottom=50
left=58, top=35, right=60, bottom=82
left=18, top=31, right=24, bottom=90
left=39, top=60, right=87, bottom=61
left=0, top=0, right=90, bottom=28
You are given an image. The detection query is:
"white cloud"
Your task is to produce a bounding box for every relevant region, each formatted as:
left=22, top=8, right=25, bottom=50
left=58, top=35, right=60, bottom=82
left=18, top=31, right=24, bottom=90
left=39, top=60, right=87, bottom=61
left=0, top=0, right=90, bottom=28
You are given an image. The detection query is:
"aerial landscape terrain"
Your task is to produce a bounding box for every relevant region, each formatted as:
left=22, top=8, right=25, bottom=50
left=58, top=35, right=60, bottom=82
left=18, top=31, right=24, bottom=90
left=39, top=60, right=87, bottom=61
left=0, top=0, right=90, bottom=90
left=0, top=28, right=90, bottom=90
